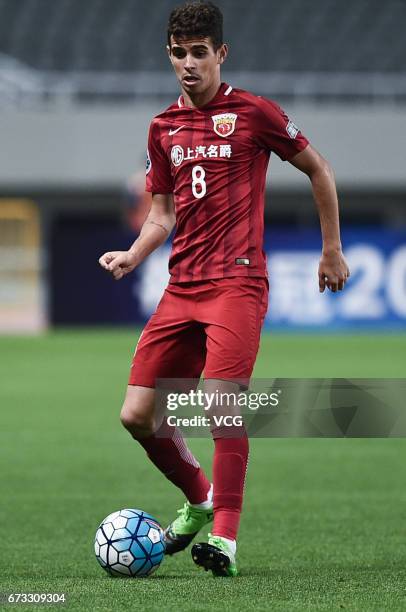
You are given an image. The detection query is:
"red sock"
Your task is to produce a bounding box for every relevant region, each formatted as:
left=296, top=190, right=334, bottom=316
left=211, top=428, right=249, bottom=540
left=136, top=419, right=211, bottom=505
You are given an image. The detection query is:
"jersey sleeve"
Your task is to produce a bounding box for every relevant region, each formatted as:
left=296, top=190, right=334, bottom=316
left=252, top=98, right=309, bottom=161
left=145, top=120, right=173, bottom=193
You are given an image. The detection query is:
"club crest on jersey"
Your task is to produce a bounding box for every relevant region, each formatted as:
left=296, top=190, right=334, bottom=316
left=212, top=113, right=237, bottom=138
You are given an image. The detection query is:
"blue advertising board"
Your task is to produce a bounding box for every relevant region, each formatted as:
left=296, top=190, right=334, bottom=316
left=52, top=225, right=406, bottom=330
left=263, top=227, right=406, bottom=329
left=133, top=227, right=406, bottom=330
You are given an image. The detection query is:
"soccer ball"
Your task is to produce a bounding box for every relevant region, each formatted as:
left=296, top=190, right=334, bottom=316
left=94, top=508, right=166, bottom=577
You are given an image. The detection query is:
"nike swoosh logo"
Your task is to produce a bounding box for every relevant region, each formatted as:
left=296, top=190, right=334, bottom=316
left=169, top=125, right=186, bottom=136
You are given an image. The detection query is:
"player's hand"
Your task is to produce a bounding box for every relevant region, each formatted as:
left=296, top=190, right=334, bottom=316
left=98, top=250, right=138, bottom=281
left=318, top=249, right=350, bottom=293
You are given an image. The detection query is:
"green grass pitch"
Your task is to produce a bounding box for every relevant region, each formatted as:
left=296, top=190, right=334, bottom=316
left=0, top=330, right=405, bottom=611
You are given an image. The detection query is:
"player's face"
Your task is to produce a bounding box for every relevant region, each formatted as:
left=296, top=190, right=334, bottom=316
left=168, top=36, right=227, bottom=96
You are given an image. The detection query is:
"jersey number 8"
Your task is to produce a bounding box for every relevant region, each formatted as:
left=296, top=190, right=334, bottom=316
left=192, top=165, right=207, bottom=199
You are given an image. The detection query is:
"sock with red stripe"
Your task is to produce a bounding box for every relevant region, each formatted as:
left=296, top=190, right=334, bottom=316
left=135, top=419, right=211, bottom=505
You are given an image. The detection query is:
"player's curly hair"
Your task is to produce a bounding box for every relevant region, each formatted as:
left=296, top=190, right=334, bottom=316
left=167, top=1, right=223, bottom=50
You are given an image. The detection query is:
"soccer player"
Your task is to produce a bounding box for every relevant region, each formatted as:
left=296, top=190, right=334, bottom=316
left=99, top=1, right=349, bottom=577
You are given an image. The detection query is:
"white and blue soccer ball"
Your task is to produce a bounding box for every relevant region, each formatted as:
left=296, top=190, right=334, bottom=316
left=94, top=509, right=166, bottom=577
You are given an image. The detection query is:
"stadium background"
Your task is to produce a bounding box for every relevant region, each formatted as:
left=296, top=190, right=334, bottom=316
left=0, top=1, right=405, bottom=610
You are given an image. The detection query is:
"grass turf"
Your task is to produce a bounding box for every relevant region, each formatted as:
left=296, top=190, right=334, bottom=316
left=0, top=330, right=405, bottom=611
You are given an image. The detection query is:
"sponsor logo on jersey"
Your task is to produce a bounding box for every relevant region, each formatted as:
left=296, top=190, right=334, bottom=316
left=169, top=125, right=186, bottom=136
left=170, top=144, right=233, bottom=166
left=286, top=120, right=299, bottom=139
left=146, top=148, right=152, bottom=174
left=212, top=113, right=237, bottom=138
left=171, top=145, right=185, bottom=167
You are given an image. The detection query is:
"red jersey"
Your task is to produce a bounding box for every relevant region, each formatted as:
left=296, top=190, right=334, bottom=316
left=145, top=82, right=309, bottom=283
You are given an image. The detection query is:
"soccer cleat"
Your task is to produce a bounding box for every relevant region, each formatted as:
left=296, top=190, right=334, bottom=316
left=191, top=533, right=238, bottom=577
left=164, top=502, right=213, bottom=555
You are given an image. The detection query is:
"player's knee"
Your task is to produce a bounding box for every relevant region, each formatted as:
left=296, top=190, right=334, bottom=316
left=120, top=385, right=156, bottom=438
left=120, top=407, right=154, bottom=438
left=120, top=404, right=155, bottom=438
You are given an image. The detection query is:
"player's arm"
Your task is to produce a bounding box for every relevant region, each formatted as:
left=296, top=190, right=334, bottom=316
left=99, top=193, right=175, bottom=281
left=289, top=144, right=350, bottom=293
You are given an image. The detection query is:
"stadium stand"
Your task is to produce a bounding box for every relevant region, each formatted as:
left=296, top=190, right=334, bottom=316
left=0, top=0, right=405, bottom=102
left=0, top=0, right=405, bottom=72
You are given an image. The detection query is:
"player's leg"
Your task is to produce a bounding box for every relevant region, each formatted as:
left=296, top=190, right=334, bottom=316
left=191, top=378, right=245, bottom=577
left=123, top=285, right=213, bottom=553
left=121, top=385, right=214, bottom=557
left=191, top=277, right=269, bottom=576
left=121, top=384, right=210, bottom=505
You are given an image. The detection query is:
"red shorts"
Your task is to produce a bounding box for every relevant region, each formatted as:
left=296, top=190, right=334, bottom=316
left=129, top=276, right=269, bottom=388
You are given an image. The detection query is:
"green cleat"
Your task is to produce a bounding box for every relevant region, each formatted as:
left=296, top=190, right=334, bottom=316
left=191, top=533, right=238, bottom=577
left=164, top=502, right=213, bottom=555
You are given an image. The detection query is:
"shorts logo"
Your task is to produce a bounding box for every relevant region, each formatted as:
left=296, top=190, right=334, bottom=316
left=286, top=120, right=299, bottom=139
left=146, top=148, right=152, bottom=174
left=171, top=145, right=184, bottom=167
left=212, top=113, right=237, bottom=138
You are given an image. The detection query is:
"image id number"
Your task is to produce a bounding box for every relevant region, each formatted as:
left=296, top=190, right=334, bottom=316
left=6, top=593, right=66, bottom=604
